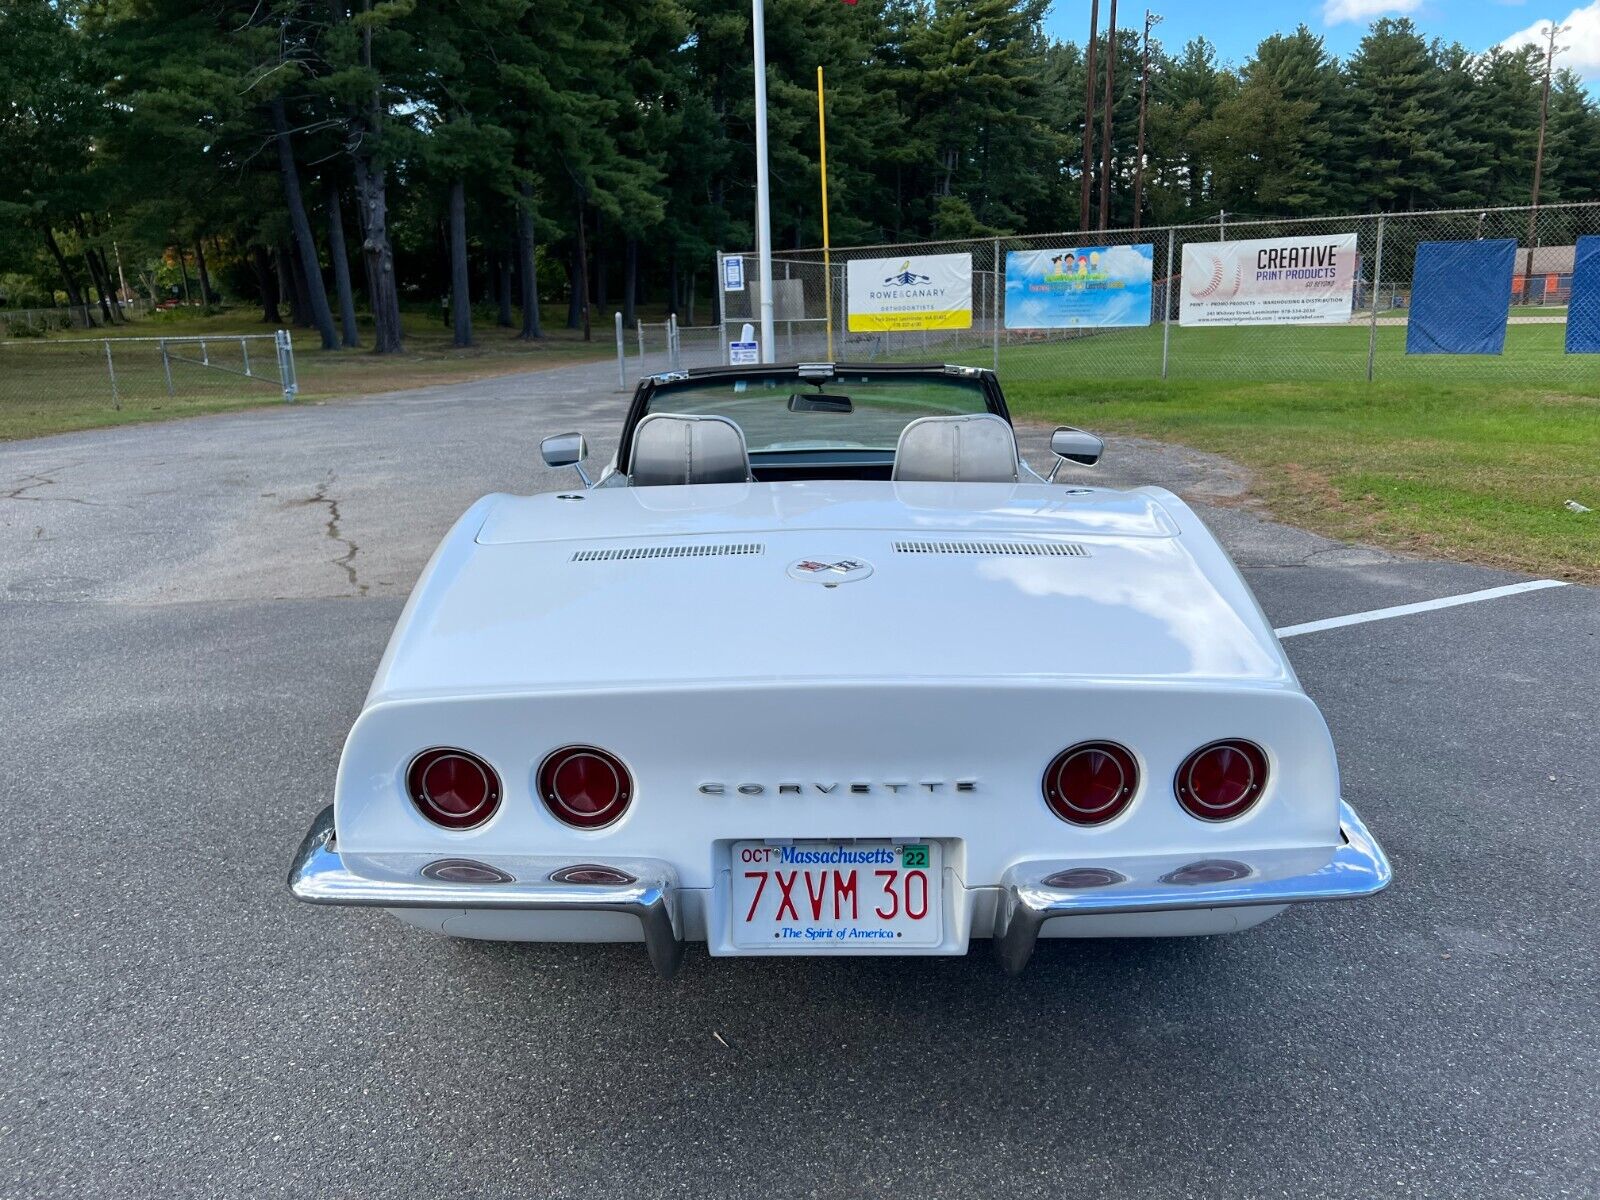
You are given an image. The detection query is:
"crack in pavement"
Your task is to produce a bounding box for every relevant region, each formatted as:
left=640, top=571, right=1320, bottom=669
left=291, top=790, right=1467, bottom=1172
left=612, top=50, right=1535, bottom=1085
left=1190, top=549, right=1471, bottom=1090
left=2, top=466, right=107, bottom=507
left=310, top=475, right=367, bottom=596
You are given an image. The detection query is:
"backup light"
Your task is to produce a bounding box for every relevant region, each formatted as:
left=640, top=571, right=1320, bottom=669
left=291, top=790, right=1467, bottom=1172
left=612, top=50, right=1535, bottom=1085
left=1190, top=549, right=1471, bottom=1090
left=550, top=864, right=637, bottom=885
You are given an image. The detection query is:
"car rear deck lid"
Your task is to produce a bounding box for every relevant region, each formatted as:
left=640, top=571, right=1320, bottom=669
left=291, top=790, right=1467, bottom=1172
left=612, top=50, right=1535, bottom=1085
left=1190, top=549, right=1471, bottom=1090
left=475, top=481, right=1179, bottom=546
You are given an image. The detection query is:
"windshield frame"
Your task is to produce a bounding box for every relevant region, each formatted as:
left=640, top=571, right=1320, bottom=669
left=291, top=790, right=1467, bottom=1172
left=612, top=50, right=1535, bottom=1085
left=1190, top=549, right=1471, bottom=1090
left=616, top=363, right=1012, bottom=470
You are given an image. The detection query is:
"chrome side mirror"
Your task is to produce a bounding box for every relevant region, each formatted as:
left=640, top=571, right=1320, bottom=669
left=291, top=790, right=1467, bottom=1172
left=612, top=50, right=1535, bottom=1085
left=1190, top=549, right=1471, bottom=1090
left=540, top=432, right=592, bottom=487
left=1048, top=426, right=1104, bottom=480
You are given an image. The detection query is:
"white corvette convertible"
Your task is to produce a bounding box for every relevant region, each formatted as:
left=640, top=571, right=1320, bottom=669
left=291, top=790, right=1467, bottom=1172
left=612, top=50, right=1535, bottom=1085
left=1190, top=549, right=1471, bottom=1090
left=289, top=362, right=1389, bottom=976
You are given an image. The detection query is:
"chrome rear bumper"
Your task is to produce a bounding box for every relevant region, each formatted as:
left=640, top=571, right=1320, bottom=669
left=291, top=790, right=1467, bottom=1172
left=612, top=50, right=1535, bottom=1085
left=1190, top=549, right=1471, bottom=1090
left=289, top=800, right=1388, bottom=979
left=287, top=806, right=686, bottom=978
left=991, top=799, right=1391, bottom=974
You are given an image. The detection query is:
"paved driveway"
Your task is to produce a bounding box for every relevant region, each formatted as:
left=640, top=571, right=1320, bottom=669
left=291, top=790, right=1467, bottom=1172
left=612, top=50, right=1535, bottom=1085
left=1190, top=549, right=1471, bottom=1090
left=2, top=360, right=1595, bottom=1198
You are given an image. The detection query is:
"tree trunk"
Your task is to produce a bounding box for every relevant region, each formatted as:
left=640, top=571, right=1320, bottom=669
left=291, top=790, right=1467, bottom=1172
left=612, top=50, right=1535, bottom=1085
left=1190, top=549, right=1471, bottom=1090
left=565, top=237, right=582, bottom=329
left=270, top=95, right=339, bottom=349
left=177, top=246, right=193, bottom=306
left=90, top=249, right=124, bottom=322
left=252, top=245, right=281, bottom=323
left=72, top=214, right=118, bottom=322
left=573, top=195, right=591, bottom=342
left=41, top=224, right=88, bottom=316
left=324, top=180, right=361, bottom=347
left=593, top=211, right=607, bottom=310
left=278, top=239, right=309, bottom=327
left=622, top=236, right=638, bottom=326
left=346, top=0, right=403, bottom=354
left=495, top=241, right=513, bottom=328
left=516, top=180, right=542, bottom=340
left=448, top=178, right=472, bottom=348
left=351, top=153, right=403, bottom=353
left=194, top=239, right=216, bottom=306
left=686, top=270, right=696, bottom=326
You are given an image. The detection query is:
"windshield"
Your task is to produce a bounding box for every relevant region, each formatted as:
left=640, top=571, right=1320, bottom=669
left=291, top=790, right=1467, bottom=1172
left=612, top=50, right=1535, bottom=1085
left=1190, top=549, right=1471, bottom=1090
left=643, top=372, right=991, bottom=454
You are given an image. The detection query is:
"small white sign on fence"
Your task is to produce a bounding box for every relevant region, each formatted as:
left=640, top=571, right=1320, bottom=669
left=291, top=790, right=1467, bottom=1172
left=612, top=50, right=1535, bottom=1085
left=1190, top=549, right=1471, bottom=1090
left=723, top=256, right=746, bottom=293
left=728, top=340, right=760, bottom=365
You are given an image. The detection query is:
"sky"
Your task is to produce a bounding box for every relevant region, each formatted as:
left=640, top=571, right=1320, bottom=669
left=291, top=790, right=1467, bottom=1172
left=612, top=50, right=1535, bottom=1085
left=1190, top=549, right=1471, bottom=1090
left=1042, top=0, right=1600, bottom=83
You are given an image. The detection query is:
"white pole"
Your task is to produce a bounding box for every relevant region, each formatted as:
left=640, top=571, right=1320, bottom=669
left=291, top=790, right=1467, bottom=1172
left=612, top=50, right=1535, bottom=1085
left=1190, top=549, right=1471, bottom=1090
left=615, top=311, right=627, bottom=390
left=752, top=0, right=777, bottom=363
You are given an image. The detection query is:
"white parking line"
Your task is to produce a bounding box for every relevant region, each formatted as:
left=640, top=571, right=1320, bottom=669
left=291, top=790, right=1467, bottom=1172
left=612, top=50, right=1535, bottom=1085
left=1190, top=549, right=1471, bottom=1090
left=1275, top=579, right=1570, bottom=640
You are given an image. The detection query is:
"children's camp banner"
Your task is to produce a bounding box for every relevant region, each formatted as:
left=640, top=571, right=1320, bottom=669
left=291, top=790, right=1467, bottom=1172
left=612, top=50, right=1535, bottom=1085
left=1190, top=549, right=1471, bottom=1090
left=1180, top=233, right=1358, bottom=326
left=846, top=253, right=972, bottom=332
left=1004, top=245, right=1154, bottom=329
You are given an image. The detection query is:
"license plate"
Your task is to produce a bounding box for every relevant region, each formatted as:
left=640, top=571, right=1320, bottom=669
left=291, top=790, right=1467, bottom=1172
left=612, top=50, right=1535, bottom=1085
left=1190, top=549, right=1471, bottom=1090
left=730, top=841, right=943, bottom=949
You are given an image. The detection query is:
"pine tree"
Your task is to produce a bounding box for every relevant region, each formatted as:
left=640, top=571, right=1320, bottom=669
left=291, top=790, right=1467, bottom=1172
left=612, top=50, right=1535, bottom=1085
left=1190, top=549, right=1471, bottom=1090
left=1344, top=19, right=1455, bottom=213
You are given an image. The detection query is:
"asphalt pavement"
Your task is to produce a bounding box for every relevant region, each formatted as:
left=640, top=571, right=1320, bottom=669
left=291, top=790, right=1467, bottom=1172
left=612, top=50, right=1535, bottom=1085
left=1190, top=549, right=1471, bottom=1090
left=1, top=358, right=1595, bottom=1199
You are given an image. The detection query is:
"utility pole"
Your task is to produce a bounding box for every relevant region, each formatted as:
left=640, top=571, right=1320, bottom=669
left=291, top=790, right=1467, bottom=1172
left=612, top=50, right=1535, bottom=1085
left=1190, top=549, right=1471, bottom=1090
left=1098, top=0, right=1119, bottom=230
left=1131, top=11, right=1161, bottom=231
left=1079, top=0, right=1100, bottom=231
left=1526, top=20, right=1568, bottom=302
left=752, top=0, right=776, bottom=361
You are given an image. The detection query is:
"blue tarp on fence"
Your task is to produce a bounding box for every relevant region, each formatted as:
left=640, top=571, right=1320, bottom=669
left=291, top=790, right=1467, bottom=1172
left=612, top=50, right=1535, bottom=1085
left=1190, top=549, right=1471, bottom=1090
left=1567, top=236, right=1600, bottom=354
left=1405, top=239, right=1516, bottom=355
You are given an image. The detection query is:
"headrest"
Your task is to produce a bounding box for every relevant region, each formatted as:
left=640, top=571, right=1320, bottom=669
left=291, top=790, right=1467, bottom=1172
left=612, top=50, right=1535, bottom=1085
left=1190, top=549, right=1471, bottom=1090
left=891, top=413, right=1019, bottom=483
left=628, top=413, right=751, bottom=486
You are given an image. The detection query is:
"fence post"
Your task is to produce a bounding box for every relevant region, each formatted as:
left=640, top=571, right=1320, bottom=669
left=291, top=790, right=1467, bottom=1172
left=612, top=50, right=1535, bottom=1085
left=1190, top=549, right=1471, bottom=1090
left=275, top=329, right=298, bottom=402
left=991, top=237, right=1002, bottom=372
left=614, top=311, right=626, bottom=391
left=241, top=337, right=251, bottom=377
left=636, top=319, right=645, bottom=373
left=104, top=339, right=120, bottom=410
left=1162, top=227, right=1176, bottom=381
left=160, top=339, right=174, bottom=395
left=1366, top=215, right=1386, bottom=384
left=200, top=338, right=209, bottom=366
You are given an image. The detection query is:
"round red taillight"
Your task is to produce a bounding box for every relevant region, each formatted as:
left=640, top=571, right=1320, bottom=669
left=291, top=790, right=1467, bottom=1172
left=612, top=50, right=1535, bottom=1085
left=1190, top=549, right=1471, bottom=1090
left=537, top=746, right=632, bottom=829
left=407, top=748, right=502, bottom=830
left=1042, top=741, right=1139, bottom=825
left=1174, top=740, right=1269, bottom=821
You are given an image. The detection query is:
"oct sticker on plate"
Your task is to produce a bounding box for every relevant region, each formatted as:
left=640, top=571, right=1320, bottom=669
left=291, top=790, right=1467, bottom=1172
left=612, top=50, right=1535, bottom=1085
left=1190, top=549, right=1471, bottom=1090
left=731, top=841, right=942, bottom=948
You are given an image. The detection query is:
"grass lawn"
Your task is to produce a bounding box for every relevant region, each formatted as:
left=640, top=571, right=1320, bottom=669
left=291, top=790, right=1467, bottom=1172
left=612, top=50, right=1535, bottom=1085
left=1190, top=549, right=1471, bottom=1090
left=929, top=320, right=1598, bottom=582
left=0, top=306, right=615, bottom=441
left=1000, top=376, right=1598, bottom=583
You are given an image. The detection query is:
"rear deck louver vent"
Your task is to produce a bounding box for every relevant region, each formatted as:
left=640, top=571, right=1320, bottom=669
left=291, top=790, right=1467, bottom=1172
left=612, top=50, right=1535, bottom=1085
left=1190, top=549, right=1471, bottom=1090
left=570, top=543, right=765, bottom=562
left=893, top=540, right=1090, bottom=558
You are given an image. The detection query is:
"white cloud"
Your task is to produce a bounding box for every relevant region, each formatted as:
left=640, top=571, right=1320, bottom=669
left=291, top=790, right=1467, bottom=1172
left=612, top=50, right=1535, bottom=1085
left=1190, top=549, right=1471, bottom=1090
left=1322, top=0, right=1424, bottom=25
left=1500, top=4, right=1600, bottom=76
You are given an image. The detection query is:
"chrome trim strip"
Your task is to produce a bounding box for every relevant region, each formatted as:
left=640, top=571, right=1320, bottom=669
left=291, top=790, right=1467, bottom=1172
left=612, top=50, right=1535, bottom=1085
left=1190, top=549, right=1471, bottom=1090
left=287, top=807, right=686, bottom=978
left=992, top=799, right=1391, bottom=975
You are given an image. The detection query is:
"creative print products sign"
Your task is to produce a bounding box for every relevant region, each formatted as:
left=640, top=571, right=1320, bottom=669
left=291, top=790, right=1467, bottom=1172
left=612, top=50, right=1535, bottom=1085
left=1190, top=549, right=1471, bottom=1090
left=1181, top=233, right=1358, bottom=326
left=1004, top=245, right=1154, bottom=329
left=847, top=254, right=972, bottom=332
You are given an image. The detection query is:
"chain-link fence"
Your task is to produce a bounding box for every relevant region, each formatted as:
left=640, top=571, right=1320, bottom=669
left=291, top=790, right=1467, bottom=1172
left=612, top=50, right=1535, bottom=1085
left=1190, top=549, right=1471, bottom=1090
left=0, top=299, right=157, bottom=337
left=714, top=202, right=1600, bottom=395
left=0, top=332, right=298, bottom=418
left=631, top=316, right=735, bottom=379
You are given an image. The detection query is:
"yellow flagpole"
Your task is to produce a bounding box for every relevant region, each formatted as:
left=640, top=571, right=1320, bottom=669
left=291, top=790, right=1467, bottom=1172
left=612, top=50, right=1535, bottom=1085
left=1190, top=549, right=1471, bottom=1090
left=817, top=65, right=835, bottom=361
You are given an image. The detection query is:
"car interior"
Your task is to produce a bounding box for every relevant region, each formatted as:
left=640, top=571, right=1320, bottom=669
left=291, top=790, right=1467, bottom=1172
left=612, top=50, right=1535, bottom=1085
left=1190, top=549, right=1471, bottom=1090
left=625, top=412, right=1024, bottom=487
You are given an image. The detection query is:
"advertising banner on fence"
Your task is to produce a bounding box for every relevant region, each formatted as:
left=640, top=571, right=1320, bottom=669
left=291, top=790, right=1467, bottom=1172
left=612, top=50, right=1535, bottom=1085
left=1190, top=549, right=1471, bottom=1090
left=1004, top=245, right=1154, bottom=329
left=1180, top=233, right=1358, bottom=326
left=847, top=253, right=972, bottom=332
